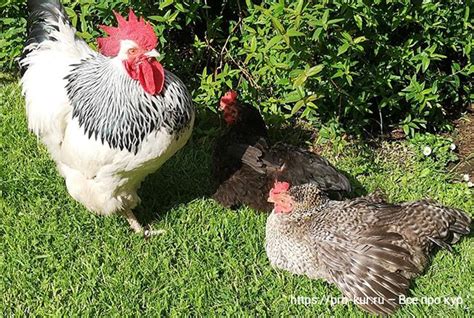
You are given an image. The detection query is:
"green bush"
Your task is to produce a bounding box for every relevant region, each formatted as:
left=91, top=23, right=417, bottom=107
left=1, top=0, right=473, bottom=137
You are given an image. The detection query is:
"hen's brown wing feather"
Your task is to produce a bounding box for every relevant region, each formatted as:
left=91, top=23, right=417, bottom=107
left=307, top=227, right=419, bottom=315
left=212, top=165, right=273, bottom=212
left=304, top=198, right=471, bottom=315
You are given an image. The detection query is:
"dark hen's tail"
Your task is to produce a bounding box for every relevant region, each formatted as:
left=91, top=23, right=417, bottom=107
left=20, top=0, right=70, bottom=74
left=271, top=143, right=352, bottom=193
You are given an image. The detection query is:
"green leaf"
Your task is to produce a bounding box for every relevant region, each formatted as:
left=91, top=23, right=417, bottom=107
left=271, top=18, right=285, bottom=35
left=354, top=14, right=363, bottom=29
left=265, top=35, right=283, bottom=50
left=167, top=11, right=180, bottom=24
left=295, top=0, right=304, bottom=15
left=312, top=28, right=323, bottom=40
left=175, top=3, right=186, bottom=12
left=291, top=100, right=305, bottom=115
left=289, top=69, right=304, bottom=78
left=294, top=72, right=308, bottom=87
left=159, top=0, right=174, bottom=10
left=327, top=18, right=344, bottom=25
left=250, top=36, right=257, bottom=52
left=403, top=124, right=410, bottom=135
left=306, top=65, right=324, bottom=77
left=353, top=36, right=367, bottom=44
left=284, top=91, right=302, bottom=103
left=421, top=56, right=430, bottom=72
left=286, top=29, right=305, bottom=37
left=274, top=62, right=290, bottom=69
left=322, top=10, right=329, bottom=24
left=64, top=7, right=77, bottom=27
left=337, top=42, right=350, bottom=56
left=341, top=32, right=353, bottom=42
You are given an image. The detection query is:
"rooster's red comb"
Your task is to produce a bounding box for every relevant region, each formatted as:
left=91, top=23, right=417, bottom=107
left=97, top=9, right=157, bottom=57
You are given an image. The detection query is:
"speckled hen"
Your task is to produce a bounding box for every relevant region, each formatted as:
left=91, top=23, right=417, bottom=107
left=265, top=181, right=471, bottom=315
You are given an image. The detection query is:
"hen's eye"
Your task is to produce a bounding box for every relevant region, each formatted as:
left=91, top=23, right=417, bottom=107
left=128, top=48, right=138, bottom=55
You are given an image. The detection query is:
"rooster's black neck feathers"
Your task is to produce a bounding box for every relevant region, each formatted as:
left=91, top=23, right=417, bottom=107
left=66, top=55, right=193, bottom=153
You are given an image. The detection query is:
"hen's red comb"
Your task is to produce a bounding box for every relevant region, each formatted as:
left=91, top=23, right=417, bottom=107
left=97, top=9, right=157, bottom=57
left=219, top=90, right=238, bottom=109
left=272, top=181, right=290, bottom=193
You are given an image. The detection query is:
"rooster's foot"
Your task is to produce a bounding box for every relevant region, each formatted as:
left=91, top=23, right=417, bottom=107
left=122, top=209, right=165, bottom=238
left=143, top=225, right=166, bottom=239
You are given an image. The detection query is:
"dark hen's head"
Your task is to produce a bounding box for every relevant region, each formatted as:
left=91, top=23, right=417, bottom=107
left=219, top=90, right=239, bottom=125
left=268, top=181, right=328, bottom=215
left=218, top=90, right=267, bottom=137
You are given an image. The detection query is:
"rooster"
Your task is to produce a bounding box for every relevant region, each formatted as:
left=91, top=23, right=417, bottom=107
left=20, top=0, right=194, bottom=236
left=212, top=90, right=351, bottom=212
left=266, top=181, right=471, bottom=315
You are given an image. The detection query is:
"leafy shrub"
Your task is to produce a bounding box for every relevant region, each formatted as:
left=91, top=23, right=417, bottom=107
left=0, top=1, right=27, bottom=71
left=1, top=0, right=472, bottom=138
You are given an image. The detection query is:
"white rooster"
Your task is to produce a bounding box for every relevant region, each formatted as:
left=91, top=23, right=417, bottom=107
left=20, top=0, right=194, bottom=236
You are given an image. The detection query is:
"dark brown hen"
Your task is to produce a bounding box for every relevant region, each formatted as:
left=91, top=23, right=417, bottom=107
left=265, top=182, right=471, bottom=315
left=212, top=91, right=351, bottom=212
left=212, top=90, right=268, bottom=185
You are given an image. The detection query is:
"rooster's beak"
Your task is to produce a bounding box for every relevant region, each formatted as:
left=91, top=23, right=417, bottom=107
left=145, top=49, right=160, bottom=58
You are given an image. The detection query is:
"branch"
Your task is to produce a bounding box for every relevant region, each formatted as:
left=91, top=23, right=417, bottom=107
left=204, top=21, right=262, bottom=90
left=217, top=17, right=243, bottom=71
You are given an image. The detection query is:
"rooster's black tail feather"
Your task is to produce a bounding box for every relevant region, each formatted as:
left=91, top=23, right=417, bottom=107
left=20, top=0, right=70, bottom=74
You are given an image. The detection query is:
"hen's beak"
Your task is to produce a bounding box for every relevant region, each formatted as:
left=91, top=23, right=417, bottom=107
left=145, top=49, right=160, bottom=58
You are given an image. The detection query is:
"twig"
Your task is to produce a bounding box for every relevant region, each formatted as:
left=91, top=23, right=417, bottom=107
left=378, top=105, right=384, bottom=137
left=205, top=31, right=262, bottom=90
left=217, top=17, right=243, bottom=71
left=329, top=78, right=351, bottom=98
left=219, top=0, right=229, bottom=17
left=226, top=53, right=262, bottom=89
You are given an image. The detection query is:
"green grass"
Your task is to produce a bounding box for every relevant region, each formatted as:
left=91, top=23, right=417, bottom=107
left=1, top=81, right=473, bottom=316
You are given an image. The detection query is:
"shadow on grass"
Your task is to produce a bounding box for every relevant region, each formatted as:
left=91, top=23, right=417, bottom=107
left=135, top=137, right=215, bottom=225
left=343, top=171, right=367, bottom=198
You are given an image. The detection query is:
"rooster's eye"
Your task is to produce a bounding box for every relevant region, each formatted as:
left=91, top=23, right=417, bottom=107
left=128, top=48, right=138, bottom=55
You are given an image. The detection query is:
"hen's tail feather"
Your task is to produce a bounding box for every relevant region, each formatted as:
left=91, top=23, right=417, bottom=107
left=20, top=0, right=70, bottom=74
left=422, top=202, right=471, bottom=245
left=428, top=237, right=453, bottom=252
left=448, top=207, right=471, bottom=233
left=228, top=143, right=266, bottom=174
left=438, top=206, right=471, bottom=245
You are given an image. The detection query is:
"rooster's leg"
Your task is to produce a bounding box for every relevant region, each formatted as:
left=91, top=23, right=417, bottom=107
left=122, top=209, right=166, bottom=237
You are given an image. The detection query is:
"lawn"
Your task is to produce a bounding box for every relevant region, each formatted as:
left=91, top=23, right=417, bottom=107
left=0, top=81, right=472, bottom=316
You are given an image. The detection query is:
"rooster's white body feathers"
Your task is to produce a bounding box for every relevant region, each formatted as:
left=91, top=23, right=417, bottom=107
left=20, top=1, right=194, bottom=220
